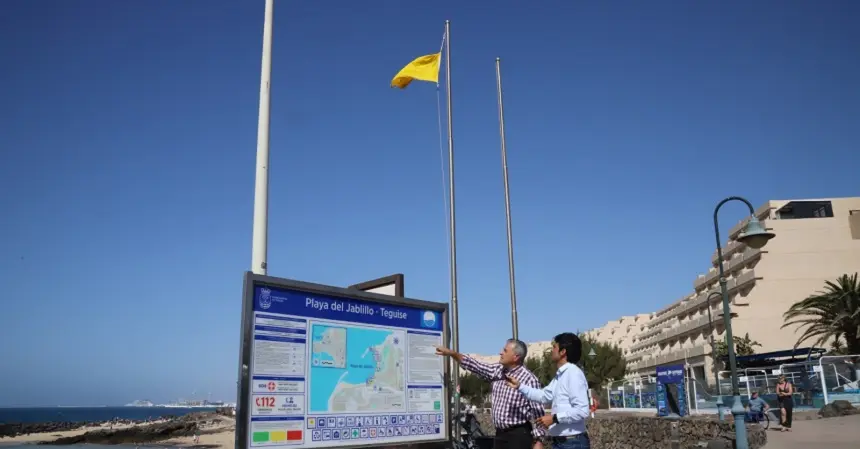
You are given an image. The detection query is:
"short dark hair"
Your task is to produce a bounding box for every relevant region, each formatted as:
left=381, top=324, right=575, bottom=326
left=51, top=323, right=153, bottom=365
left=553, top=332, right=582, bottom=364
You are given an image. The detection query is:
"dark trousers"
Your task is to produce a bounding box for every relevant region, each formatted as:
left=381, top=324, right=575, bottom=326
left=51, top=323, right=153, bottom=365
left=782, top=402, right=793, bottom=428
left=494, top=424, right=533, bottom=449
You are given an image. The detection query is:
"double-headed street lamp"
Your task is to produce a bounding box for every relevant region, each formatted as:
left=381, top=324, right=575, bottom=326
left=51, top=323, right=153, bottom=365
left=705, top=291, right=738, bottom=421
left=712, top=196, right=775, bottom=449
left=705, top=291, right=724, bottom=418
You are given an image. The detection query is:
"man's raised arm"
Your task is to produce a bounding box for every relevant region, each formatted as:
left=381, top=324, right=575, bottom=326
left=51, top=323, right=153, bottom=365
left=435, top=346, right=499, bottom=381
left=522, top=374, right=549, bottom=441
left=505, top=374, right=554, bottom=405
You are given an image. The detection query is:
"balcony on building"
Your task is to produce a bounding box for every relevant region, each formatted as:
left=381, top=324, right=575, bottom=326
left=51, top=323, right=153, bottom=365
left=601, top=197, right=860, bottom=381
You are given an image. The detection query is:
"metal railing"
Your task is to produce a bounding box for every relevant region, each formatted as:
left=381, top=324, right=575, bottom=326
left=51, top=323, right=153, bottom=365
left=605, top=376, right=658, bottom=411
left=606, top=375, right=708, bottom=414
left=716, top=356, right=860, bottom=408
left=818, top=355, right=860, bottom=406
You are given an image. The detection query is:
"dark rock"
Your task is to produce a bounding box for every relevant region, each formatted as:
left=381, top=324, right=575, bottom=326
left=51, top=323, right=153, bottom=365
left=0, top=417, right=172, bottom=439
left=818, top=400, right=857, bottom=418
left=0, top=422, right=85, bottom=439
left=469, top=412, right=766, bottom=449
left=41, top=420, right=199, bottom=445
left=705, top=441, right=731, bottom=449
left=819, top=405, right=840, bottom=418
left=831, top=400, right=855, bottom=413
left=21, top=413, right=222, bottom=446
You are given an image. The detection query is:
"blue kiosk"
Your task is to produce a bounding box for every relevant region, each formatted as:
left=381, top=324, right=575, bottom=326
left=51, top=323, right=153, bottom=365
left=656, top=364, right=688, bottom=417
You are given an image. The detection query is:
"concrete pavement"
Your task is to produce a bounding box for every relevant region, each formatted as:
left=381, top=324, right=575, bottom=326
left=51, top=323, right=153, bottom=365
left=765, top=414, right=860, bottom=449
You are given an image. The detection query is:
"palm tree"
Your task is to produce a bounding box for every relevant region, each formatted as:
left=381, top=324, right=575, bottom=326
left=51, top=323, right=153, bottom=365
left=782, top=273, right=860, bottom=354
left=525, top=336, right=626, bottom=387
left=829, top=337, right=847, bottom=355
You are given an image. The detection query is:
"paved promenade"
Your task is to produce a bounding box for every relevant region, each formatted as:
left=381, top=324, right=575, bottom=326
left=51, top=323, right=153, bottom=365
left=765, top=414, right=860, bottom=449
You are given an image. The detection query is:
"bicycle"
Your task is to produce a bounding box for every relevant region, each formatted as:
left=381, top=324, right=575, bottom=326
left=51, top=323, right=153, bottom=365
left=450, top=412, right=488, bottom=449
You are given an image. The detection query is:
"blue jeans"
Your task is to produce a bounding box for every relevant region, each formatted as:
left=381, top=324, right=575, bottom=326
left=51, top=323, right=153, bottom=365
left=745, top=410, right=765, bottom=423
left=551, top=434, right=590, bottom=449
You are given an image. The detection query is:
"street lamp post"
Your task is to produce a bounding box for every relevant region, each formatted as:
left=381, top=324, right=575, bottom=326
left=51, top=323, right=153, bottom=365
left=705, top=291, right=724, bottom=419
left=712, top=196, right=775, bottom=449
left=587, top=348, right=597, bottom=418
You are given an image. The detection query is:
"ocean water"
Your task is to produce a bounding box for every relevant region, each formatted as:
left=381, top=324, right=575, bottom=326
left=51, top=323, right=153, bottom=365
left=0, top=406, right=217, bottom=424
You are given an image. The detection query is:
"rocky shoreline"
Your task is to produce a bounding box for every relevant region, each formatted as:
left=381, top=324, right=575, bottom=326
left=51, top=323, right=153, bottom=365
left=0, top=412, right=233, bottom=446
left=0, top=417, right=170, bottom=439
left=41, top=418, right=199, bottom=445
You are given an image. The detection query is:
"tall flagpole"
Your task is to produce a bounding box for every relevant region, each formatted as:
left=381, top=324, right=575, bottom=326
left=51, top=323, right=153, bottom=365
left=495, top=57, right=519, bottom=340
left=251, top=0, right=274, bottom=276
left=444, top=19, right=462, bottom=414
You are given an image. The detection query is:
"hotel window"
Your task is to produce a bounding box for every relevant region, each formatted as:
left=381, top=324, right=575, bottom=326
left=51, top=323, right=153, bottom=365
left=850, top=211, right=860, bottom=240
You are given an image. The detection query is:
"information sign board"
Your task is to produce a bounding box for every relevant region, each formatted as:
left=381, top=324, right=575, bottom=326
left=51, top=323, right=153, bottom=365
left=348, top=274, right=404, bottom=297
left=236, top=273, right=450, bottom=449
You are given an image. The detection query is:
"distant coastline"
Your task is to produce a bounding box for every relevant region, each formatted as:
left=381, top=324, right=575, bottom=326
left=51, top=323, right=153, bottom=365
left=0, top=409, right=235, bottom=448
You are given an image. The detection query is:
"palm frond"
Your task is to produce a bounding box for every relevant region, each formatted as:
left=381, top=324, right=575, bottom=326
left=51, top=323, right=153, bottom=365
left=782, top=273, right=860, bottom=351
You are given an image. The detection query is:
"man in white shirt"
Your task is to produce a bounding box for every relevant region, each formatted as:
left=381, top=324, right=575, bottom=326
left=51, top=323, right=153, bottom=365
left=506, top=333, right=591, bottom=449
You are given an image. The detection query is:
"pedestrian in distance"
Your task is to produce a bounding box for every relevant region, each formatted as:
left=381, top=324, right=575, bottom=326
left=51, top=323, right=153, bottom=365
left=436, top=339, right=546, bottom=449
left=506, top=333, right=591, bottom=449
left=776, top=376, right=794, bottom=431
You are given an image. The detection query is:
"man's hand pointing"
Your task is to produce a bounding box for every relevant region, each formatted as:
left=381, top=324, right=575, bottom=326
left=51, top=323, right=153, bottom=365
left=436, top=346, right=454, bottom=357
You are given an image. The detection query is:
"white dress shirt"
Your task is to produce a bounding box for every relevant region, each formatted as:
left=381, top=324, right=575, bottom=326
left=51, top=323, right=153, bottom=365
left=517, top=362, right=590, bottom=436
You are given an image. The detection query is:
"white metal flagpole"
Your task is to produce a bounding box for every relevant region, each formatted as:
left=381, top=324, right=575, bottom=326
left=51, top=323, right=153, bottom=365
left=495, top=57, right=519, bottom=340
left=251, top=0, right=274, bottom=276
left=444, top=20, right=462, bottom=415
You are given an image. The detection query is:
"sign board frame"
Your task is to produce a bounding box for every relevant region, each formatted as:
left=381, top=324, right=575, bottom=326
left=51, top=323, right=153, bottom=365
left=236, top=272, right=450, bottom=449
left=348, top=274, right=405, bottom=297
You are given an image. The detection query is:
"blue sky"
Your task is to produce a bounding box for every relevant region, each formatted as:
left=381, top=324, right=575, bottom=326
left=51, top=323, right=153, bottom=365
left=1, top=1, right=858, bottom=407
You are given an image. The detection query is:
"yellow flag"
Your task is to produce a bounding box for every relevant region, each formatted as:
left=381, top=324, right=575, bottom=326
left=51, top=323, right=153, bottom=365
left=390, top=52, right=441, bottom=89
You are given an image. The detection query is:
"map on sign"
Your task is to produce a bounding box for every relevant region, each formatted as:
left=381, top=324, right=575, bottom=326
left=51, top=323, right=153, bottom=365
left=311, top=326, right=346, bottom=368
left=309, top=324, right=406, bottom=413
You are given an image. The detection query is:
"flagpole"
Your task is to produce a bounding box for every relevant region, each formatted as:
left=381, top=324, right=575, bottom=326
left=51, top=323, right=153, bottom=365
left=444, top=19, right=462, bottom=414
left=495, top=57, right=519, bottom=340
left=251, top=0, right=274, bottom=276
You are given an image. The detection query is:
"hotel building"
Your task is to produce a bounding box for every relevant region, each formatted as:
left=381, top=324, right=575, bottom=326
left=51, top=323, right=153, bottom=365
left=587, top=197, right=860, bottom=385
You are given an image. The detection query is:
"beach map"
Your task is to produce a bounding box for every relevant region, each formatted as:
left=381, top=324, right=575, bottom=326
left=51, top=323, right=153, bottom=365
left=309, top=324, right=406, bottom=413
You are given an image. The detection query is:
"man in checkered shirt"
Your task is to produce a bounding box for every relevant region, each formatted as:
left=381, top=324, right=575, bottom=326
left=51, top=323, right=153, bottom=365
left=437, top=339, right=546, bottom=449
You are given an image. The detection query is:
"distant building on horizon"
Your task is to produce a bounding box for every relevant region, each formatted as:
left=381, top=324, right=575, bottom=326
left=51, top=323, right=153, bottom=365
left=582, top=196, right=860, bottom=386
left=464, top=341, right=553, bottom=368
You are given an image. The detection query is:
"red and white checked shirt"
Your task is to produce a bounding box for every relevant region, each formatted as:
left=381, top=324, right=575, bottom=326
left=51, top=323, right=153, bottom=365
left=461, top=355, right=546, bottom=439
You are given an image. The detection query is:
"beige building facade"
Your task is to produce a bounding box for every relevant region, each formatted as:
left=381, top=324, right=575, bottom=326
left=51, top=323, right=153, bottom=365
left=465, top=341, right=553, bottom=366
left=586, top=197, right=860, bottom=386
